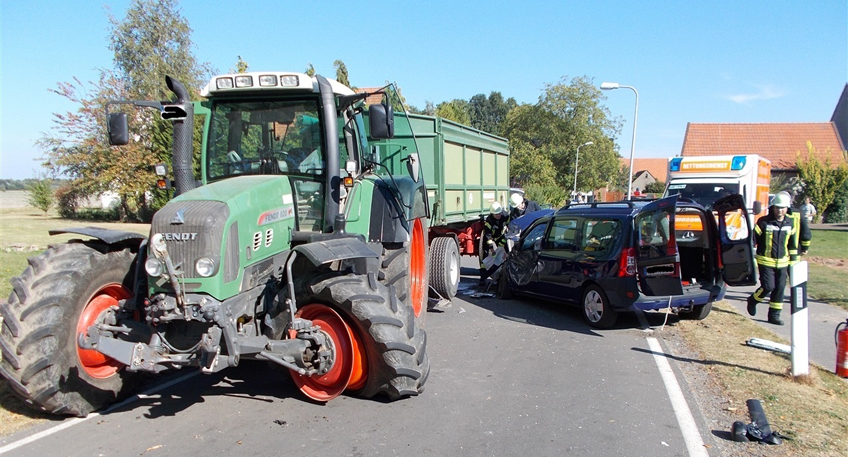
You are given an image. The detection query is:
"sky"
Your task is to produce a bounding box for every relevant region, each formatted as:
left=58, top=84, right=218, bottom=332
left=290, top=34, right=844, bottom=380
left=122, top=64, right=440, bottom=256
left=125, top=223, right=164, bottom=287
left=1, top=0, right=846, bottom=180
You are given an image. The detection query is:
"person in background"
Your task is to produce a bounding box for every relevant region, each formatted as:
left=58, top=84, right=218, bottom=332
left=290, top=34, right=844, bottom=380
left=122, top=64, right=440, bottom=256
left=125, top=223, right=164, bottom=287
left=747, top=191, right=811, bottom=325
left=479, top=202, right=509, bottom=286
left=800, top=196, right=817, bottom=223
left=509, top=193, right=541, bottom=220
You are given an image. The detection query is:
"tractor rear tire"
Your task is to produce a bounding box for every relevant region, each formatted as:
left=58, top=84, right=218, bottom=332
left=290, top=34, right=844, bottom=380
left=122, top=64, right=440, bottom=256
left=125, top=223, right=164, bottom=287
left=308, top=273, right=429, bottom=399
left=379, top=218, right=429, bottom=325
left=429, top=237, right=460, bottom=299
left=0, top=242, right=141, bottom=417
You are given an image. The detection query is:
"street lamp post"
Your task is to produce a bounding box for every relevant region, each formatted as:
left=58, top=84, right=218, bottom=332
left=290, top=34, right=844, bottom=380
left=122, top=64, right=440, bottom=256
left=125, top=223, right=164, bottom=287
left=573, top=141, right=593, bottom=199
left=600, top=82, right=639, bottom=200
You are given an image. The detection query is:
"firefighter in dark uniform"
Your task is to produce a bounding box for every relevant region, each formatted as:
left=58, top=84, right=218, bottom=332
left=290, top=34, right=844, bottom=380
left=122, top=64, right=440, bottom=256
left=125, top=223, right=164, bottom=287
left=509, top=192, right=542, bottom=221
left=479, top=201, right=509, bottom=286
left=747, top=191, right=812, bottom=325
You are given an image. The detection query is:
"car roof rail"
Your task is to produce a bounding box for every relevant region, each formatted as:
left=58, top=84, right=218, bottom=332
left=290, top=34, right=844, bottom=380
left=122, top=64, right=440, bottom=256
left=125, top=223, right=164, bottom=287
left=556, top=200, right=640, bottom=214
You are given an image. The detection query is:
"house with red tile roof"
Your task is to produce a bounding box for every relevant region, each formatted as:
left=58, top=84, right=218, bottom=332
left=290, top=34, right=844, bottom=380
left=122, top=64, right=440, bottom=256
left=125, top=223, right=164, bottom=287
left=355, top=87, right=385, bottom=106
left=680, top=123, right=846, bottom=176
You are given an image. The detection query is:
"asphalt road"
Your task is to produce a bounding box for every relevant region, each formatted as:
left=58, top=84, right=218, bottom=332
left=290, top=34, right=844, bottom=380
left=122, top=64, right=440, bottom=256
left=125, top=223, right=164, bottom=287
left=0, top=262, right=716, bottom=457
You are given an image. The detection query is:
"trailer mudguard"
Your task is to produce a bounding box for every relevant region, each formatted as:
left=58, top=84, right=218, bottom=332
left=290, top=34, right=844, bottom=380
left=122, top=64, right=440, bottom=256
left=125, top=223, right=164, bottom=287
left=48, top=227, right=147, bottom=245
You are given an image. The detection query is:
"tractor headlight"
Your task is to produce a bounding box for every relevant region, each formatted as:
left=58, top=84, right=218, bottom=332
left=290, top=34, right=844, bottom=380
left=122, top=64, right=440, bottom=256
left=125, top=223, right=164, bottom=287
left=195, top=257, right=216, bottom=277
left=145, top=257, right=164, bottom=277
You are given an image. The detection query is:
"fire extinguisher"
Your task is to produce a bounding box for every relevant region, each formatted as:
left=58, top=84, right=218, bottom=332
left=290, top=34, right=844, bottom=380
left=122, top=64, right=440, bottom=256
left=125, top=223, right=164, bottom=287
left=836, top=319, right=848, bottom=378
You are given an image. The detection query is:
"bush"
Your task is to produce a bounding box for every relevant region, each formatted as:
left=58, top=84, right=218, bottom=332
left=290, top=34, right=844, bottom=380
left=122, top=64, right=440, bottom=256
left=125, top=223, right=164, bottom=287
left=55, top=183, right=82, bottom=219
left=25, top=179, right=54, bottom=214
left=825, top=180, right=848, bottom=223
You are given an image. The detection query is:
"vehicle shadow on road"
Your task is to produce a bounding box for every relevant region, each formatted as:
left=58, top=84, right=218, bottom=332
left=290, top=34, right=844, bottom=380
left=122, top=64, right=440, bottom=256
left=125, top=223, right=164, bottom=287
left=105, top=362, right=300, bottom=419
left=456, top=280, right=679, bottom=337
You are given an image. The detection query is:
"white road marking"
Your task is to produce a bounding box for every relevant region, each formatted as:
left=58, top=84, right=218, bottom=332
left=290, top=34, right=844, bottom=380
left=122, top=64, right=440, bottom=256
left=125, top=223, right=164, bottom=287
left=646, top=336, right=709, bottom=457
left=0, top=371, right=199, bottom=454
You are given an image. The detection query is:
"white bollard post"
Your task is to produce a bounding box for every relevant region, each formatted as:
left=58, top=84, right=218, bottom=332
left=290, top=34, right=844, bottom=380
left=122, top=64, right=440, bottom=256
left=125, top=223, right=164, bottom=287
left=790, top=261, right=809, bottom=377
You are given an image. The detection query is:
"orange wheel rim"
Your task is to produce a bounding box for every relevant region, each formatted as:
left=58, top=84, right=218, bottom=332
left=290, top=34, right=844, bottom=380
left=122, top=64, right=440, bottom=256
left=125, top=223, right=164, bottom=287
left=76, top=283, right=131, bottom=379
left=346, top=324, right=368, bottom=391
left=409, top=218, right=426, bottom=317
left=290, top=304, right=355, bottom=401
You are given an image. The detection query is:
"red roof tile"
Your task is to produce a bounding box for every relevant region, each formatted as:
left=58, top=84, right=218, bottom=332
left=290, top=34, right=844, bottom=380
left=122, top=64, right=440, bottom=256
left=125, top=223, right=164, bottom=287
left=681, top=123, right=846, bottom=170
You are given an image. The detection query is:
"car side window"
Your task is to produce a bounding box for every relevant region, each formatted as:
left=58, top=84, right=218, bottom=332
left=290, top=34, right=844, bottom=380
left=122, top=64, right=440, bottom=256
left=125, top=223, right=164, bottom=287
left=545, top=218, right=578, bottom=250
left=520, top=222, right=549, bottom=251
left=581, top=219, right=620, bottom=253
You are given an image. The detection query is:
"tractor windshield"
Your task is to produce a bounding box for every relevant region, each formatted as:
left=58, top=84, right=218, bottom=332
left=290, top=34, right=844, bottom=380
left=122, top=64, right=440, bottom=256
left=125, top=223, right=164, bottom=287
left=206, top=100, right=325, bottom=182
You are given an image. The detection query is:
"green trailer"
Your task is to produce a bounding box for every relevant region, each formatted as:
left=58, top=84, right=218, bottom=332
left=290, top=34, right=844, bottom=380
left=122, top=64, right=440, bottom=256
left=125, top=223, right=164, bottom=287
left=371, top=114, right=510, bottom=299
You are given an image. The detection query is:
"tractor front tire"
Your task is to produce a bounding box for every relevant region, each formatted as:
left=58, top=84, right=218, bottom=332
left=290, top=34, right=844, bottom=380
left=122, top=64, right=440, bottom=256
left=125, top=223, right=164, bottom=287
left=308, top=273, right=429, bottom=399
left=0, top=242, right=140, bottom=416
left=379, top=218, right=429, bottom=325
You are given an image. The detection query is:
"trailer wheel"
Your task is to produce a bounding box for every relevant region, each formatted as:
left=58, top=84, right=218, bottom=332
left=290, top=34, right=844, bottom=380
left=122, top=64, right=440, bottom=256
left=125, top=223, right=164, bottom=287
left=681, top=301, right=712, bottom=320
left=305, top=273, right=429, bottom=400
left=429, top=237, right=460, bottom=299
left=380, top=218, right=428, bottom=324
left=582, top=284, right=618, bottom=329
left=0, top=243, right=141, bottom=416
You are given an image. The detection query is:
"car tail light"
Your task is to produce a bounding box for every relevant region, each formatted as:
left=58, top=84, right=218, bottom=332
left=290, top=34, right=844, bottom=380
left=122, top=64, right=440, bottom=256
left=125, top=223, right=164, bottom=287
left=618, top=247, right=636, bottom=277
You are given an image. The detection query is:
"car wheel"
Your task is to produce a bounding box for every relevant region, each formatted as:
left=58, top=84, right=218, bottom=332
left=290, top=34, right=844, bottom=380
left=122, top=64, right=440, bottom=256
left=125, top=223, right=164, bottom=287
left=582, top=284, right=618, bottom=329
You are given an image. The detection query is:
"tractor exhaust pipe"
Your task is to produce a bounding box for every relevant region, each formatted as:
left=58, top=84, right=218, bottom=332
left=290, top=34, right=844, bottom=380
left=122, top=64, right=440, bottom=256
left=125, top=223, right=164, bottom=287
left=166, top=76, right=196, bottom=196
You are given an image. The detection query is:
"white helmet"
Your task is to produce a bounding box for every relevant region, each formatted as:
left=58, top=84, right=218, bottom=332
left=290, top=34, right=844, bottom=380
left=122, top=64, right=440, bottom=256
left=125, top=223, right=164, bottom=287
left=490, top=202, right=503, bottom=214
left=772, top=191, right=791, bottom=208
left=510, top=193, right=524, bottom=208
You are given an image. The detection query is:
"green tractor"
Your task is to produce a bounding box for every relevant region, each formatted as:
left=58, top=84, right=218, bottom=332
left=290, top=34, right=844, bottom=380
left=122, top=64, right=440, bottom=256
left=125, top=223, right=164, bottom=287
left=0, top=73, right=430, bottom=416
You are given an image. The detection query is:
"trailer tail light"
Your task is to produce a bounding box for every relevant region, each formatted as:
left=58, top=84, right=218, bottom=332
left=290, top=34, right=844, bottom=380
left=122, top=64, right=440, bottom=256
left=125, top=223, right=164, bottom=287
left=618, top=247, right=636, bottom=277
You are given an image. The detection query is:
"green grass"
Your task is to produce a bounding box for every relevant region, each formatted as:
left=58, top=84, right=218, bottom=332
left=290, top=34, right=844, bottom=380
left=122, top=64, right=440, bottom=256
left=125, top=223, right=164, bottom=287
left=808, top=263, right=848, bottom=309
left=807, top=229, right=848, bottom=260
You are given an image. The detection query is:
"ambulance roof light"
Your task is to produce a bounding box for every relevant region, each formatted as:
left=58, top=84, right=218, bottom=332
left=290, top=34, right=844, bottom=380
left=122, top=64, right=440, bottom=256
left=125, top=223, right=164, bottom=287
left=669, top=157, right=682, bottom=172
left=731, top=156, right=746, bottom=170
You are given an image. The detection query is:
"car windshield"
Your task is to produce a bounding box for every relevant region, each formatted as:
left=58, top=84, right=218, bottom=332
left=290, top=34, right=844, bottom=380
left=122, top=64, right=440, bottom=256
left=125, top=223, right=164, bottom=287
left=665, top=183, right=739, bottom=210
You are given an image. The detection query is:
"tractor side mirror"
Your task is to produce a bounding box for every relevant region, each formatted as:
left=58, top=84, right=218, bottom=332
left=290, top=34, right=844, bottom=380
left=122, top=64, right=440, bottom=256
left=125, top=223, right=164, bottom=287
left=753, top=200, right=762, bottom=215
left=369, top=102, right=394, bottom=139
left=108, top=113, right=129, bottom=145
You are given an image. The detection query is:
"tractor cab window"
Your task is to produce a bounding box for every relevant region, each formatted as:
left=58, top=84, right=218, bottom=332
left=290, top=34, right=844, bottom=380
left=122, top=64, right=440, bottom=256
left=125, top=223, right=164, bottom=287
left=206, top=100, right=324, bottom=181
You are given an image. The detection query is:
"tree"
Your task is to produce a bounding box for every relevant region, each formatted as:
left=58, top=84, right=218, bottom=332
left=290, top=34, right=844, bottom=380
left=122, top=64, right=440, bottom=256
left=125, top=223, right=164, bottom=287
left=39, top=0, right=211, bottom=222
left=468, top=92, right=517, bottom=136
left=435, top=99, right=471, bottom=125
left=26, top=178, right=54, bottom=215
left=334, top=60, right=351, bottom=88
left=645, top=180, right=666, bottom=194
left=232, top=55, right=249, bottom=74
left=503, top=76, right=623, bottom=203
left=796, top=143, right=848, bottom=223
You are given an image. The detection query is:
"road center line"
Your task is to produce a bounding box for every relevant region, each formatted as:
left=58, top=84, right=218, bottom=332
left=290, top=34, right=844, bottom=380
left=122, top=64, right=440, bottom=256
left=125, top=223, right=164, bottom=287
left=646, top=336, right=709, bottom=457
left=0, top=371, right=199, bottom=454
